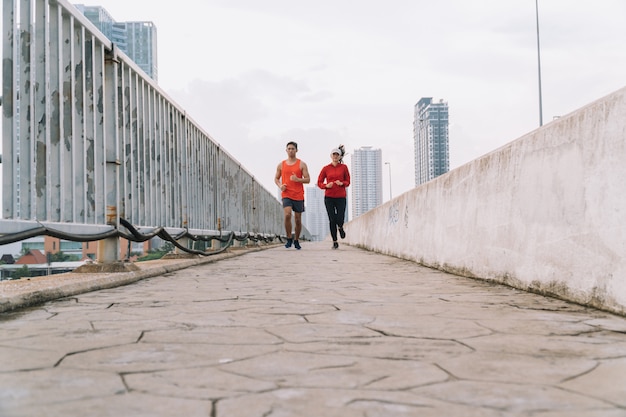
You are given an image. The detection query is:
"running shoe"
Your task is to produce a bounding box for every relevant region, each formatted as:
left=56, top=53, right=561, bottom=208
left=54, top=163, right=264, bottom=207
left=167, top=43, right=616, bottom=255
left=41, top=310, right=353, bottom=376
left=294, top=240, right=301, bottom=250
left=285, top=238, right=293, bottom=248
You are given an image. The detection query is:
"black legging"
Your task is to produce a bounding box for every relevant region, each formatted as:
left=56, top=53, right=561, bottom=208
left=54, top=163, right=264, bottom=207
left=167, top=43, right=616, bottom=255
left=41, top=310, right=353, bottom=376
left=324, top=197, right=347, bottom=242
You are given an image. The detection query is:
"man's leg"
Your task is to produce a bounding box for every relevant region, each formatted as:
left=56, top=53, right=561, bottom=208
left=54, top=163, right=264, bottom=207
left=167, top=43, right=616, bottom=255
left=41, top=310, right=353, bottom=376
left=284, top=206, right=293, bottom=237
left=284, top=206, right=293, bottom=247
left=292, top=211, right=303, bottom=249
left=294, top=212, right=302, bottom=241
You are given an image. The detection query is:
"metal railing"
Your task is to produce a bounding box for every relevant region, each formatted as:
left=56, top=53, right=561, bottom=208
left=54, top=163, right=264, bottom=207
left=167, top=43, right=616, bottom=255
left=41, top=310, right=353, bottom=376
left=1, top=0, right=294, bottom=261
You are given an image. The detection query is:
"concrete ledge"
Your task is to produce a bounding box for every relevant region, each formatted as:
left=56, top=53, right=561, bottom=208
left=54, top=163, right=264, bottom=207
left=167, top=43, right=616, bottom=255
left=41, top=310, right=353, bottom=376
left=73, top=262, right=141, bottom=273
left=344, top=85, right=626, bottom=317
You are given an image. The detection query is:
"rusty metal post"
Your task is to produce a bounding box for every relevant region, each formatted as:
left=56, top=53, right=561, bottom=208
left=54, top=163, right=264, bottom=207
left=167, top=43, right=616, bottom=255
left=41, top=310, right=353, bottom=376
left=97, top=44, right=121, bottom=264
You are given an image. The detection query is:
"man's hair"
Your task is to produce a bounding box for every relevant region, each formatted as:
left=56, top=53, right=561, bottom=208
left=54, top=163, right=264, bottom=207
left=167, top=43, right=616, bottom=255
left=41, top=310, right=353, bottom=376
left=286, top=141, right=298, bottom=150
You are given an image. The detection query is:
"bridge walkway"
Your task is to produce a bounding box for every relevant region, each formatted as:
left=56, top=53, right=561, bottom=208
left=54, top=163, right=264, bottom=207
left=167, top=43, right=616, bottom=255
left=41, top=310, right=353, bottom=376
left=1, top=242, right=625, bottom=416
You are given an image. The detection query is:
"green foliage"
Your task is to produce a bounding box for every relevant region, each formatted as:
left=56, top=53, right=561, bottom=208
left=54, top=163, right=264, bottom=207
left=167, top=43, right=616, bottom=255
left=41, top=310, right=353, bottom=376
left=49, top=251, right=80, bottom=262
left=136, top=242, right=174, bottom=262
left=11, top=265, right=31, bottom=279
left=136, top=252, right=165, bottom=261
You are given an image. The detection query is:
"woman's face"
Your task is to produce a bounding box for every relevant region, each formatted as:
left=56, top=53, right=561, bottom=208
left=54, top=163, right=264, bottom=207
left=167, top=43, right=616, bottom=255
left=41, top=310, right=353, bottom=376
left=331, top=152, right=341, bottom=162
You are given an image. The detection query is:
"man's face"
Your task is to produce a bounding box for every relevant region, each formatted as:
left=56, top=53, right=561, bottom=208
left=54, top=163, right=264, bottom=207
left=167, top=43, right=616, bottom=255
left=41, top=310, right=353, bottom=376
left=286, top=145, right=297, bottom=158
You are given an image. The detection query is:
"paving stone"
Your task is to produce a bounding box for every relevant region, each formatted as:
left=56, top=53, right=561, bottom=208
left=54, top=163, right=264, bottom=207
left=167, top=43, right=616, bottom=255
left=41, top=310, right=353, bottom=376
left=411, top=380, right=615, bottom=414
left=1, top=242, right=625, bottom=416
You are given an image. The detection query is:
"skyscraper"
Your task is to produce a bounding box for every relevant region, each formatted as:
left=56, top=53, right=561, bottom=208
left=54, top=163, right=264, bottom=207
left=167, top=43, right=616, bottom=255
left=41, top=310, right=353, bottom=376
left=122, top=21, right=158, bottom=81
left=75, top=4, right=116, bottom=39
left=414, top=98, right=449, bottom=186
left=351, top=147, right=382, bottom=218
left=74, top=4, right=158, bottom=81
left=303, top=186, right=327, bottom=241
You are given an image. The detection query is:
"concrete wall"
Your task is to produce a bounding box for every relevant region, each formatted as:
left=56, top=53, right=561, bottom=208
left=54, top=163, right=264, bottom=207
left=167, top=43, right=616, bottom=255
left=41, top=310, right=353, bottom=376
left=344, top=85, right=626, bottom=316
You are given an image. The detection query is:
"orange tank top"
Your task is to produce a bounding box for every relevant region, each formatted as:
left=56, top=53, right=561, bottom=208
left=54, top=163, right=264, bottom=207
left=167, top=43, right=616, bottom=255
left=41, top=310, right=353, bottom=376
left=281, top=159, right=304, bottom=200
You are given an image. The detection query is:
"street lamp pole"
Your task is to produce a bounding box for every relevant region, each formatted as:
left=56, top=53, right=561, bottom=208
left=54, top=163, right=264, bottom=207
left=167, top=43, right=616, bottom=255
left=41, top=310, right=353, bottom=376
left=384, top=162, right=392, bottom=201
left=535, top=0, right=544, bottom=126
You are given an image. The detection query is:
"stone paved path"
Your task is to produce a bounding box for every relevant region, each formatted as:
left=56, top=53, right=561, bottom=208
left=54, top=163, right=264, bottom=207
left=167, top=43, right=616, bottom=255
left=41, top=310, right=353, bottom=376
left=1, top=242, right=626, bottom=416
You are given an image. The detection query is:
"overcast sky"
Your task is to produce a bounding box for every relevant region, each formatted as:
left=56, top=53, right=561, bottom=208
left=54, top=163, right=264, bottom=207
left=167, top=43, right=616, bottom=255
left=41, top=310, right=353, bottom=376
left=3, top=0, right=626, bottom=202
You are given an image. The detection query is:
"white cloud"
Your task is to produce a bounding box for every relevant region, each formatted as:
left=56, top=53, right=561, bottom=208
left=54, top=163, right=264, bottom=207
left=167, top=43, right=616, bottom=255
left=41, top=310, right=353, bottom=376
left=2, top=0, right=626, bottom=204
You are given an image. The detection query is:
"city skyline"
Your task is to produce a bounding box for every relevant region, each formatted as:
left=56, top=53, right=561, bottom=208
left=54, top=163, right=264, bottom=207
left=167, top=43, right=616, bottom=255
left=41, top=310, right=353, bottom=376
left=303, top=186, right=327, bottom=241
left=351, top=147, right=383, bottom=218
left=414, top=98, right=450, bottom=186
left=75, top=3, right=158, bottom=80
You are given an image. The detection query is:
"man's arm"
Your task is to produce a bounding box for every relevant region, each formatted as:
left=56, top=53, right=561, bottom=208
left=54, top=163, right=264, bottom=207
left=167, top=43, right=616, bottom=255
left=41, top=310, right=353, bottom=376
left=275, top=163, right=286, bottom=190
left=299, top=162, right=311, bottom=184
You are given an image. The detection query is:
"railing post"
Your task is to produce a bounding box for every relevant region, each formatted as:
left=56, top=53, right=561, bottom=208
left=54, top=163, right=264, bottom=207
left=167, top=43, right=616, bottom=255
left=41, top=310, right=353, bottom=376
left=1, top=0, right=15, bottom=219
left=97, top=44, right=121, bottom=263
left=175, top=237, right=191, bottom=255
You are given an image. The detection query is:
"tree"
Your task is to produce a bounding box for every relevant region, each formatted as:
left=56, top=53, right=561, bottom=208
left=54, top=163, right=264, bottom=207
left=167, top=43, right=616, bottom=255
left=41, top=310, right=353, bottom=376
left=11, top=265, right=30, bottom=280
left=49, top=251, right=79, bottom=262
left=137, top=242, right=174, bottom=262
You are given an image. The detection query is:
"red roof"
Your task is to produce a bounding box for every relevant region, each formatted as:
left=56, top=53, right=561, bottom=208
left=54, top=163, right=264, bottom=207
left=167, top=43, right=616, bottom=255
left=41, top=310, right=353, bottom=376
left=16, top=249, right=48, bottom=265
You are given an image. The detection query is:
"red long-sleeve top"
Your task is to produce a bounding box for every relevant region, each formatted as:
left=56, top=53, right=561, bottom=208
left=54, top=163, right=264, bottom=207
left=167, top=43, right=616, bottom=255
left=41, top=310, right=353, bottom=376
left=317, top=163, right=350, bottom=198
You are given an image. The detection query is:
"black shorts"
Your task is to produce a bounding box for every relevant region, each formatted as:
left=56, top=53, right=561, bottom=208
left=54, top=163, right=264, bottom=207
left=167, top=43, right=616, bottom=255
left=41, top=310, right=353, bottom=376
left=282, top=198, right=305, bottom=213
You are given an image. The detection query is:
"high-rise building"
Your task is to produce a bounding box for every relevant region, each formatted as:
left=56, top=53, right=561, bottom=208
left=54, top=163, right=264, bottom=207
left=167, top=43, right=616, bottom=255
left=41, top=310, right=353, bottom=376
left=303, top=186, right=327, bottom=241
left=75, top=4, right=116, bottom=39
left=121, top=21, right=158, bottom=81
left=74, top=4, right=158, bottom=81
left=303, top=186, right=350, bottom=241
left=351, top=147, right=382, bottom=218
left=414, top=98, right=449, bottom=186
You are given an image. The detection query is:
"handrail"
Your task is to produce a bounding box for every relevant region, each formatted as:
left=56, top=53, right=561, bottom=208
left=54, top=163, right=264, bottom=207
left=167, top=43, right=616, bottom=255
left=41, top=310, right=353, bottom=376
left=0, top=217, right=283, bottom=256
left=1, top=0, right=303, bottom=260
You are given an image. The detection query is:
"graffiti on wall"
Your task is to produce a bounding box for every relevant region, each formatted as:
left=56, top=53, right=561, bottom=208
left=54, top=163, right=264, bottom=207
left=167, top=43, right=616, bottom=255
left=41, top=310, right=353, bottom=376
left=388, top=201, right=399, bottom=225
left=388, top=200, right=409, bottom=229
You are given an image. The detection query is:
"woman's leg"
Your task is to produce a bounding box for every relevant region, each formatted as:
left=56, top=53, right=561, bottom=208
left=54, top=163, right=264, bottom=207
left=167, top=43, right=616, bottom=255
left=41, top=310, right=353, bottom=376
left=336, top=198, right=347, bottom=227
left=324, top=197, right=338, bottom=242
left=336, top=198, right=347, bottom=238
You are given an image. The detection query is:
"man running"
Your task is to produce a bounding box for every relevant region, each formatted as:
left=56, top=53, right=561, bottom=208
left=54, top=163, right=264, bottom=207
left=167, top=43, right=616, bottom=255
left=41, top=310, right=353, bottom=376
left=274, top=141, right=310, bottom=249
